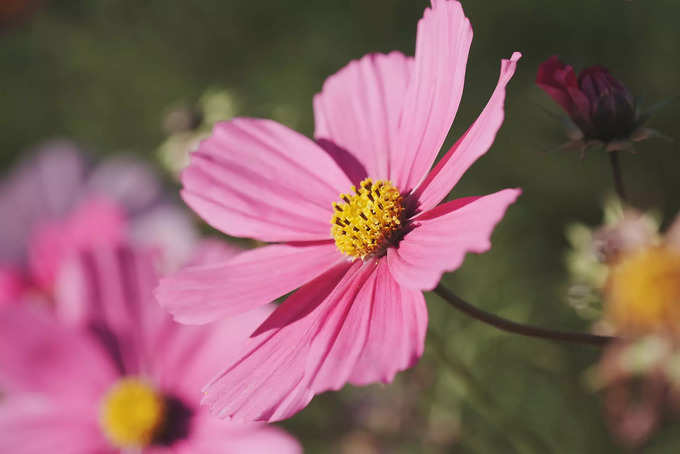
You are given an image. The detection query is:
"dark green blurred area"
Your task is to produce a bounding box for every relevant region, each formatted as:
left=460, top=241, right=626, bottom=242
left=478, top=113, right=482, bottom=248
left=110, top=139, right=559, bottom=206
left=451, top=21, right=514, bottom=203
left=2, top=0, right=680, bottom=452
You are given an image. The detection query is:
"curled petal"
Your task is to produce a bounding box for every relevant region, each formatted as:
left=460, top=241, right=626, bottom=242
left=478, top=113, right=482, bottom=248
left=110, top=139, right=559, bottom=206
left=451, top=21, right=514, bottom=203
left=536, top=55, right=591, bottom=128
left=413, top=52, right=521, bottom=211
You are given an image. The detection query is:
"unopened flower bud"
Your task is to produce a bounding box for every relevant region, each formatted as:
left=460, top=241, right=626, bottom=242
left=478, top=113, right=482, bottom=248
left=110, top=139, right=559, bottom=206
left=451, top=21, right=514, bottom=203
left=537, top=56, right=646, bottom=145
left=578, top=66, right=637, bottom=141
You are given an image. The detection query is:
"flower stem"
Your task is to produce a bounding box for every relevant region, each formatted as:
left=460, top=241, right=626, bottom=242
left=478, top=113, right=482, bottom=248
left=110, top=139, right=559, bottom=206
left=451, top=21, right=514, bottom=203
left=433, top=284, right=615, bottom=346
left=609, top=151, right=627, bottom=202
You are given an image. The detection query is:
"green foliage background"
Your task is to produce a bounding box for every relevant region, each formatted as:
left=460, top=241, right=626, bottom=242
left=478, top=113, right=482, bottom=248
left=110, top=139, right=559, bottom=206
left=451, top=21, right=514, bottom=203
left=2, top=1, right=680, bottom=452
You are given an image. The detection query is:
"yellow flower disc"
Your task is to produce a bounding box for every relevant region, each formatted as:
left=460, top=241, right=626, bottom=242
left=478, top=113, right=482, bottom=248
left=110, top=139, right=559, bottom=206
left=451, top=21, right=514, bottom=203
left=331, top=178, right=404, bottom=259
left=100, top=378, right=165, bottom=449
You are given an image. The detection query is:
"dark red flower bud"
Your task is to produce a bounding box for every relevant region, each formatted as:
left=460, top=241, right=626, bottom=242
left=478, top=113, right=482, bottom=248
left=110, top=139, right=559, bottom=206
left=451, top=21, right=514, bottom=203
left=579, top=66, right=637, bottom=141
left=0, top=0, right=42, bottom=31
left=537, top=56, right=638, bottom=143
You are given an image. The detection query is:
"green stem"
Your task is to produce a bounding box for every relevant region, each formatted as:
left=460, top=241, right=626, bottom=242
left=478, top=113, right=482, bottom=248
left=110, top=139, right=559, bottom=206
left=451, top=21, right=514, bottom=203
left=609, top=150, right=627, bottom=202
left=433, top=284, right=615, bottom=346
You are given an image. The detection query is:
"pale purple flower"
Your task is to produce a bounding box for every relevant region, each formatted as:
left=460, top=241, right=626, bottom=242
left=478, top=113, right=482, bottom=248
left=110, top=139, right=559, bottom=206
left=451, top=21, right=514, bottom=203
left=0, top=140, right=198, bottom=305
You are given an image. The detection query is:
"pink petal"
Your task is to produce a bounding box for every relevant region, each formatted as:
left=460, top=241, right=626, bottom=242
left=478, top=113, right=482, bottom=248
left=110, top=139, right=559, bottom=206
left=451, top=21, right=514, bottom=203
left=155, top=242, right=341, bottom=325
left=0, top=264, right=28, bottom=306
left=27, top=197, right=128, bottom=292
left=172, top=414, right=301, bottom=454
left=313, top=52, right=414, bottom=183
left=536, top=56, right=591, bottom=123
left=182, top=118, right=352, bottom=242
left=535, top=55, right=579, bottom=117
left=152, top=305, right=275, bottom=402
left=388, top=189, right=521, bottom=290
left=54, top=244, right=160, bottom=375
left=181, top=238, right=242, bottom=268
left=202, top=258, right=426, bottom=422
left=349, top=260, right=427, bottom=385
left=201, top=260, right=363, bottom=422
left=412, top=52, right=522, bottom=211
left=55, top=240, right=273, bottom=404
left=0, top=396, right=111, bottom=454
left=305, top=260, right=426, bottom=391
left=0, top=305, right=117, bottom=399
left=391, top=0, right=473, bottom=191
left=304, top=262, right=380, bottom=393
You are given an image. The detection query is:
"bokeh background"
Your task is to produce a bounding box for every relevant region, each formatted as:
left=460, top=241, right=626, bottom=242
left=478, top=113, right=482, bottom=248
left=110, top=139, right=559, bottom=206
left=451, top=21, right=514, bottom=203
left=2, top=0, right=680, bottom=452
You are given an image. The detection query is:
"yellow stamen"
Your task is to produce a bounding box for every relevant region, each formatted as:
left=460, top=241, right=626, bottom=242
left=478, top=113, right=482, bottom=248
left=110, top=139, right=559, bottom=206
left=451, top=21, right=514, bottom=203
left=606, top=246, right=680, bottom=335
left=330, top=178, right=404, bottom=259
left=100, top=378, right=165, bottom=449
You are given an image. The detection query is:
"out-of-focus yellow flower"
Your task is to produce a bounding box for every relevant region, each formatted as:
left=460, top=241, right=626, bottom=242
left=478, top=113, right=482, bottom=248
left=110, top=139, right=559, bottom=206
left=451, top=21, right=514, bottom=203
left=564, top=197, right=660, bottom=322
left=579, top=209, right=680, bottom=447
left=606, top=245, right=680, bottom=335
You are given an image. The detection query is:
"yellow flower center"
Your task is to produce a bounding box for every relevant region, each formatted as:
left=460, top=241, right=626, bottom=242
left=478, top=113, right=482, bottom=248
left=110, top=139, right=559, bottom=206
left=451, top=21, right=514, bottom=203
left=606, top=246, right=680, bottom=335
left=100, top=378, right=165, bottom=449
left=331, top=178, right=404, bottom=259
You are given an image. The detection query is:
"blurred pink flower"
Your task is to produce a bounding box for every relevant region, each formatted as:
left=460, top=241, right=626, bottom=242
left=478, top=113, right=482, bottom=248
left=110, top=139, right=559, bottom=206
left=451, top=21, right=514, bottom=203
left=0, top=244, right=300, bottom=453
left=0, top=265, right=26, bottom=307
left=27, top=197, right=127, bottom=292
left=593, top=337, right=676, bottom=447
left=157, top=0, right=521, bottom=422
left=536, top=56, right=639, bottom=144
left=0, top=141, right=200, bottom=304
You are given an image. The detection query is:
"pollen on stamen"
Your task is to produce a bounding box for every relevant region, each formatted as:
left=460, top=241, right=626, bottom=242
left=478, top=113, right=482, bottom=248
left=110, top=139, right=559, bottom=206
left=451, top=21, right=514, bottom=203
left=330, top=178, right=404, bottom=259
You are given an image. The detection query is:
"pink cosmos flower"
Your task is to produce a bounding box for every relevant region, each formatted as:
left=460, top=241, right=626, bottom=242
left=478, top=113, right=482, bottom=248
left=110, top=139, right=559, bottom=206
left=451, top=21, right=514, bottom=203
left=157, top=0, right=521, bottom=422
left=0, top=243, right=301, bottom=454
left=0, top=141, right=199, bottom=305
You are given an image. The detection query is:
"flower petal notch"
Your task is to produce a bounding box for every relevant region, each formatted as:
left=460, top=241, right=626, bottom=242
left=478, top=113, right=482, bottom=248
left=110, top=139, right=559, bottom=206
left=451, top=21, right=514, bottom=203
left=156, top=0, right=522, bottom=422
